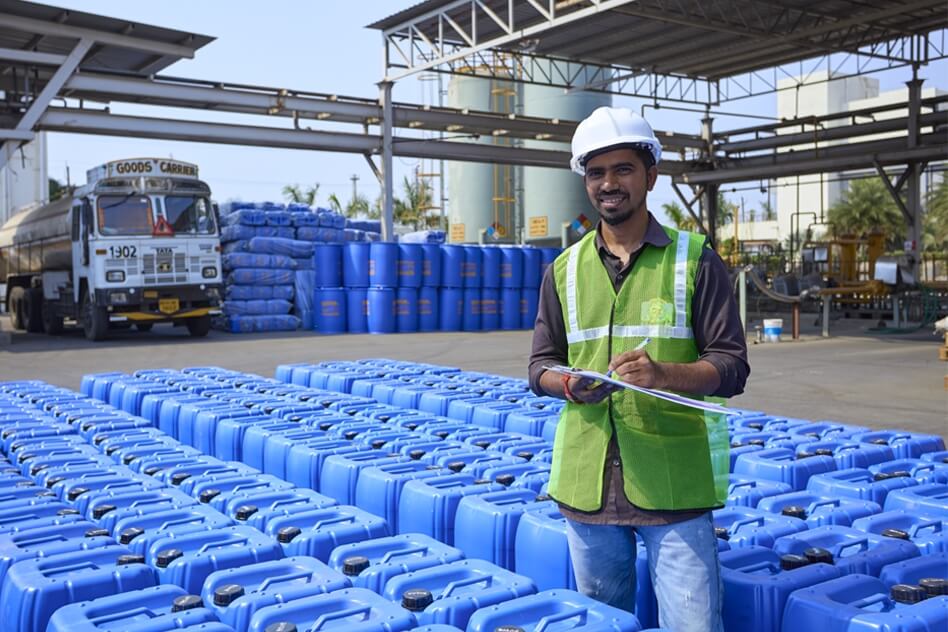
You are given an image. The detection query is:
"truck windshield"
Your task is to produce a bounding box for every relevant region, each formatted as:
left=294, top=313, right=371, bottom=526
left=164, top=196, right=217, bottom=234
left=97, top=195, right=153, bottom=236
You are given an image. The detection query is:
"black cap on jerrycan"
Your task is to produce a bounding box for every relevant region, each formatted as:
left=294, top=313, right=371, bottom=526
left=713, top=527, right=730, bottom=541
left=265, top=623, right=297, bottom=632
left=116, top=554, right=146, bottom=565
left=781, top=506, right=807, bottom=520
left=803, top=547, right=834, bottom=565
left=401, top=588, right=434, bottom=612
left=779, top=554, right=810, bottom=571
left=495, top=627, right=527, bottom=632
left=213, top=583, right=246, bottom=606
left=92, top=504, right=116, bottom=519
left=199, top=488, right=221, bottom=503
left=890, top=584, right=927, bottom=604
left=235, top=505, right=258, bottom=521
left=277, top=526, right=301, bottom=544
left=156, top=548, right=184, bottom=567
left=881, top=528, right=911, bottom=540
left=171, top=595, right=204, bottom=612
left=919, top=578, right=948, bottom=597
left=342, top=555, right=370, bottom=576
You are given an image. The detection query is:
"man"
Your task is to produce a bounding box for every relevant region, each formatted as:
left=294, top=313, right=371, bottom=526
left=528, top=106, right=749, bottom=632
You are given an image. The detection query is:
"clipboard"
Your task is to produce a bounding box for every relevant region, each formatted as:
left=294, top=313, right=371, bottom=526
left=544, top=365, right=730, bottom=415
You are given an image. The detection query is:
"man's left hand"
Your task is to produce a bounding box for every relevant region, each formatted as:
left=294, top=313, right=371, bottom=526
left=608, top=350, right=665, bottom=389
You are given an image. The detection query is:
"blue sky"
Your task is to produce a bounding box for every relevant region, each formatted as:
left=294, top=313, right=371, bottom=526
left=44, top=2, right=947, bottom=224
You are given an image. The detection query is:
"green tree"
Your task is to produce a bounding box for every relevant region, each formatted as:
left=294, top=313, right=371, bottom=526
left=661, top=201, right=697, bottom=231
left=48, top=178, right=65, bottom=201
left=716, top=192, right=736, bottom=225
left=282, top=183, right=320, bottom=206
left=393, top=176, right=434, bottom=230
left=828, top=178, right=905, bottom=249
left=760, top=199, right=777, bottom=221
left=923, top=177, right=948, bottom=253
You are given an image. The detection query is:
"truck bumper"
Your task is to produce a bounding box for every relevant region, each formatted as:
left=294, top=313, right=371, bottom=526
left=95, top=284, right=222, bottom=321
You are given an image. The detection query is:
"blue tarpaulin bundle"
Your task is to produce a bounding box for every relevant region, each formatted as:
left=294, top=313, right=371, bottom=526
left=221, top=225, right=295, bottom=242
left=222, top=252, right=295, bottom=270
left=220, top=209, right=266, bottom=226
left=218, top=200, right=256, bottom=214
left=291, top=212, right=318, bottom=227
left=225, top=284, right=294, bottom=300
left=265, top=211, right=293, bottom=227
left=226, top=267, right=296, bottom=286
left=346, top=218, right=382, bottom=233
left=223, top=314, right=300, bottom=333
left=222, top=299, right=293, bottom=316
left=246, top=237, right=315, bottom=258
left=400, top=230, right=446, bottom=244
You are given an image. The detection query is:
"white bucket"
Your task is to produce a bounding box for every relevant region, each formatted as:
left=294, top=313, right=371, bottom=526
left=763, top=318, right=783, bottom=342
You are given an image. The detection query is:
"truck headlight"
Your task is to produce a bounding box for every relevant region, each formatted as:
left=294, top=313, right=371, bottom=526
left=110, top=292, right=129, bottom=305
left=202, top=266, right=218, bottom=279
left=206, top=287, right=220, bottom=299
left=106, top=270, right=125, bottom=282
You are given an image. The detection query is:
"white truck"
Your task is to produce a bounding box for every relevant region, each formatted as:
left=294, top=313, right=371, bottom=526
left=1, top=158, right=222, bottom=340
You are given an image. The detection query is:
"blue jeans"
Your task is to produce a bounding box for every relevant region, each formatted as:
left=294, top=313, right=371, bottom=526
left=565, top=513, right=723, bottom=632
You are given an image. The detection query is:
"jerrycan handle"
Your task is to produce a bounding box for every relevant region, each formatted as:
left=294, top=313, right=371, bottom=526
left=259, top=568, right=314, bottom=591
left=314, top=515, right=357, bottom=530
left=836, top=538, right=869, bottom=557
left=850, top=593, right=889, bottom=609
left=199, top=536, right=248, bottom=554
left=909, top=519, right=941, bottom=537
left=160, top=515, right=208, bottom=530
left=731, top=516, right=766, bottom=531
left=728, top=481, right=757, bottom=492
left=809, top=498, right=841, bottom=511
left=441, top=574, right=491, bottom=597
left=381, top=546, right=428, bottom=563
left=536, top=607, right=589, bottom=632
left=312, top=605, right=372, bottom=630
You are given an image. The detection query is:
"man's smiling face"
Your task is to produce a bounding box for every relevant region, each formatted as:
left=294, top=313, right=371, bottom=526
left=583, top=148, right=657, bottom=227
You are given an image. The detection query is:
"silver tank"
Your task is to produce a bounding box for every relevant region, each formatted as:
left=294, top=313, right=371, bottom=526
left=0, top=196, right=73, bottom=278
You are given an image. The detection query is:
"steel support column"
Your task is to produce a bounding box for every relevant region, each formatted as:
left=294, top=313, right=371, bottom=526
left=906, top=74, right=923, bottom=280
left=379, top=80, right=395, bottom=242
left=700, top=116, right=718, bottom=249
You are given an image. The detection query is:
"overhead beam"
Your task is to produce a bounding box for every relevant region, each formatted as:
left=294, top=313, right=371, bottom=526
left=0, top=12, right=199, bottom=59
left=0, top=130, right=35, bottom=141
left=0, top=47, right=66, bottom=66
left=874, top=159, right=913, bottom=224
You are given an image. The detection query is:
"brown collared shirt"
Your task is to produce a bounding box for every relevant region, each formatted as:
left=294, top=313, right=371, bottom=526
left=528, top=214, right=750, bottom=525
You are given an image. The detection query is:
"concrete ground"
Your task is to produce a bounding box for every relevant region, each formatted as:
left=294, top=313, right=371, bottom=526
left=1, top=314, right=945, bottom=438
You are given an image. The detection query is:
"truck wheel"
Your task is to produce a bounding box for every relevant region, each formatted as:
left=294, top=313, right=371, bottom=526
left=81, top=292, right=109, bottom=341
left=23, top=288, right=45, bottom=333
left=8, top=287, right=26, bottom=330
left=135, top=323, right=153, bottom=332
left=186, top=315, right=211, bottom=338
left=41, top=299, right=64, bottom=335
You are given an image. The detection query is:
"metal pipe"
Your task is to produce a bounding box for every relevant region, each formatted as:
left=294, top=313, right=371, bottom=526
left=792, top=303, right=800, bottom=340
left=379, top=81, right=395, bottom=242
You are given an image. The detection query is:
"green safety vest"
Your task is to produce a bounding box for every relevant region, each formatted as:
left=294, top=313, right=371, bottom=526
left=547, top=226, right=730, bottom=512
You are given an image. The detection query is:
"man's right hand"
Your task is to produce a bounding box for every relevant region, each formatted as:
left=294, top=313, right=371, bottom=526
left=566, top=374, right=622, bottom=404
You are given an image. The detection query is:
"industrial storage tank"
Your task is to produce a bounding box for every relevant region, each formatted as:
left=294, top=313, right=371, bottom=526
left=522, top=67, right=611, bottom=245
left=447, top=63, right=610, bottom=245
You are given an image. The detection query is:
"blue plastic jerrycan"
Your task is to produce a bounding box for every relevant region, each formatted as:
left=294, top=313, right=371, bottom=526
left=712, top=506, right=808, bottom=548
left=188, top=474, right=296, bottom=511
left=807, top=467, right=919, bottom=506
left=113, top=504, right=235, bottom=556
left=46, top=584, right=216, bottom=632
left=720, top=545, right=842, bottom=632
left=466, top=589, right=643, bottom=632
left=246, top=586, right=416, bottom=632
left=851, top=509, right=948, bottom=554
left=773, top=524, right=921, bottom=577
left=0, top=520, right=115, bottom=589
left=381, top=559, right=537, bottom=628
left=327, top=533, right=464, bottom=594
left=86, top=488, right=197, bottom=531
left=869, top=458, right=948, bottom=485
left=734, top=447, right=836, bottom=490
left=0, top=544, right=156, bottom=632
left=757, top=490, right=882, bottom=528
left=146, top=525, right=284, bottom=594
left=725, top=475, right=794, bottom=508
left=220, top=488, right=338, bottom=530
left=266, top=505, right=390, bottom=561
left=878, top=551, right=948, bottom=590
left=782, top=573, right=948, bottom=632
left=514, top=504, right=577, bottom=592
left=354, top=461, right=448, bottom=527
left=884, top=482, right=948, bottom=516
left=453, top=489, right=556, bottom=570
left=398, top=474, right=503, bottom=545
left=202, top=556, right=350, bottom=631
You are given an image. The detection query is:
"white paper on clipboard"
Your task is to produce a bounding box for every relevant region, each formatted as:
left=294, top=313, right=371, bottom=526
left=544, top=365, right=730, bottom=415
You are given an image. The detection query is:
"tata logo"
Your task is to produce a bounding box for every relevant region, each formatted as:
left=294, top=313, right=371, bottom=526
left=155, top=247, right=174, bottom=254
left=158, top=262, right=172, bottom=272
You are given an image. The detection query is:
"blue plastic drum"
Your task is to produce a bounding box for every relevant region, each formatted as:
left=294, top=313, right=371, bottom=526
left=440, top=288, right=464, bottom=331
left=421, top=244, right=442, bottom=287
left=397, top=244, right=423, bottom=288
left=313, top=243, right=342, bottom=287
left=346, top=289, right=368, bottom=333
left=521, top=288, right=539, bottom=329
left=342, top=242, right=370, bottom=288
left=396, top=287, right=419, bottom=333
left=481, top=288, right=499, bottom=331
left=418, top=287, right=439, bottom=332
left=501, top=288, right=521, bottom=330
left=481, top=247, right=501, bottom=288
left=463, top=288, right=481, bottom=332
left=369, top=243, right=398, bottom=287
left=462, top=246, right=482, bottom=288
left=367, top=288, right=396, bottom=334
left=522, top=247, right=542, bottom=289
left=441, top=245, right=464, bottom=288
left=500, top=247, right=523, bottom=288
left=539, top=247, right=561, bottom=280
left=315, top=288, right=346, bottom=334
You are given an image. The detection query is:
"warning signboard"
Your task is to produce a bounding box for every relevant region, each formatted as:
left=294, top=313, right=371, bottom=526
left=528, top=216, right=548, bottom=238
left=450, top=223, right=466, bottom=243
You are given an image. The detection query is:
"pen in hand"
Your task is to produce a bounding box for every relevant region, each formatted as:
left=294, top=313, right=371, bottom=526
left=607, top=337, right=652, bottom=379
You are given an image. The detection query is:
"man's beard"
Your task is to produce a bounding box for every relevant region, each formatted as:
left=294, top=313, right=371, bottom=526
left=600, top=206, right=634, bottom=226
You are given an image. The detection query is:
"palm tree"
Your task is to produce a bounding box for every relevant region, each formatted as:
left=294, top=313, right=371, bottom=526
left=282, top=183, right=320, bottom=206
left=394, top=176, right=434, bottom=230
left=661, top=201, right=697, bottom=231
left=923, top=177, right=948, bottom=253
left=828, top=178, right=905, bottom=249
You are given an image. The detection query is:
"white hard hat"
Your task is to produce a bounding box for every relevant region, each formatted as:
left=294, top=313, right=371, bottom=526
left=570, top=107, right=662, bottom=175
